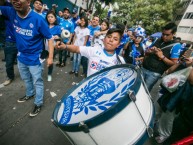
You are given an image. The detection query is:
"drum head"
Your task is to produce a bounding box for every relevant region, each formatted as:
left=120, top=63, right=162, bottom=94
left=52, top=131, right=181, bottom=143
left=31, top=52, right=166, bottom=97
left=52, top=64, right=142, bottom=131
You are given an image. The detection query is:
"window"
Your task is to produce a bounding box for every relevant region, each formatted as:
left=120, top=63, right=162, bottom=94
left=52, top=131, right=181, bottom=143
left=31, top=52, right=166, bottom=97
left=183, top=0, right=191, bottom=7
left=189, top=27, right=193, bottom=34
left=178, top=26, right=190, bottom=33
left=175, top=15, right=183, bottom=21
left=183, top=12, right=193, bottom=19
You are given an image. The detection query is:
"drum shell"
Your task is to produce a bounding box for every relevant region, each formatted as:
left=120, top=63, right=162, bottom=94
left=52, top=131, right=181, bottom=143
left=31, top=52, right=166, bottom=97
left=52, top=65, right=154, bottom=145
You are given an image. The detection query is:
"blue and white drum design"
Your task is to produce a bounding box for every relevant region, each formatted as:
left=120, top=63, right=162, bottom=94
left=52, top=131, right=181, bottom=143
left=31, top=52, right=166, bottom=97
left=52, top=64, right=154, bottom=145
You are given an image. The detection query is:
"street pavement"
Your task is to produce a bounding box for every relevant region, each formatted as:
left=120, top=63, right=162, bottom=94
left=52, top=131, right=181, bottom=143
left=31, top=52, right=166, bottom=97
left=0, top=48, right=160, bottom=145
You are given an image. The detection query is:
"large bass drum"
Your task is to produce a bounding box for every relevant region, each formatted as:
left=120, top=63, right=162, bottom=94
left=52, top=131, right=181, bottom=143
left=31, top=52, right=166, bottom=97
left=52, top=64, right=154, bottom=145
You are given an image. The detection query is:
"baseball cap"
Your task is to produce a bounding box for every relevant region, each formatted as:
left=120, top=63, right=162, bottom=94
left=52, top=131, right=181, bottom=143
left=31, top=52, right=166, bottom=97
left=72, top=8, right=78, bottom=14
left=63, top=7, right=70, bottom=13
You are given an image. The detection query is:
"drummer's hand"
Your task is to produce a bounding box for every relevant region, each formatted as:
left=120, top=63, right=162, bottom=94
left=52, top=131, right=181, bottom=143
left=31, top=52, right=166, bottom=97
left=55, top=41, right=65, bottom=49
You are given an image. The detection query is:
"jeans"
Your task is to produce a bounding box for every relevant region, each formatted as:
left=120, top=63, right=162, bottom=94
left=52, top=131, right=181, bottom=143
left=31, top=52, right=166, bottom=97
left=48, top=64, right=53, bottom=75
left=73, top=53, right=81, bottom=72
left=81, top=56, right=88, bottom=75
left=18, top=61, right=44, bottom=106
left=58, top=50, right=67, bottom=64
left=141, top=67, right=161, bottom=92
left=4, top=42, right=18, bottom=80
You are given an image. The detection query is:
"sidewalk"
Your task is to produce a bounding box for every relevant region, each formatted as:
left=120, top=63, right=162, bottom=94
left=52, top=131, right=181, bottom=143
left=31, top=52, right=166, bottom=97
left=0, top=49, right=159, bottom=145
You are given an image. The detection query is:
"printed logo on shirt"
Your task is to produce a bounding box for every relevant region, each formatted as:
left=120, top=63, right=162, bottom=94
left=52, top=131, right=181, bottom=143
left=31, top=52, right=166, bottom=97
left=90, top=61, right=98, bottom=69
left=13, top=24, right=33, bottom=36
left=29, top=23, right=34, bottom=28
left=96, top=51, right=101, bottom=55
left=112, top=59, right=119, bottom=64
left=99, top=60, right=110, bottom=65
left=14, top=19, right=18, bottom=23
left=90, top=60, right=109, bottom=71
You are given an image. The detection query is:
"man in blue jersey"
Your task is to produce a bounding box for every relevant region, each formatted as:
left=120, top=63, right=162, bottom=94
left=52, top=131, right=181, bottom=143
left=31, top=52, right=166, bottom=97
left=33, top=0, right=42, bottom=14
left=1, top=0, right=18, bottom=86
left=57, top=7, right=74, bottom=67
left=0, top=0, right=54, bottom=117
left=71, top=8, right=80, bottom=29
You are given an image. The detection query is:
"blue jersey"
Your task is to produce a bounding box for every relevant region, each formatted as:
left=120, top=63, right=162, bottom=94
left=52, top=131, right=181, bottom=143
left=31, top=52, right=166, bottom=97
left=49, top=25, right=62, bottom=36
left=116, top=33, right=129, bottom=54
left=87, top=25, right=100, bottom=46
left=71, top=16, right=80, bottom=29
left=59, top=18, right=74, bottom=43
left=0, top=7, right=52, bottom=66
left=170, top=43, right=181, bottom=59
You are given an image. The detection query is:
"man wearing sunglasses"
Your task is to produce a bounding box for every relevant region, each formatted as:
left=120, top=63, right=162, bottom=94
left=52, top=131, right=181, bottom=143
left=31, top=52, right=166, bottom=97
left=142, top=22, right=181, bottom=92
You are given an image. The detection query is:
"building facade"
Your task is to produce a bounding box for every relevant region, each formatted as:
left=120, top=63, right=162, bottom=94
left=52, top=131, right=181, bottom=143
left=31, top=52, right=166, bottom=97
left=42, top=0, right=90, bottom=13
left=176, top=0, right=193, bottom=42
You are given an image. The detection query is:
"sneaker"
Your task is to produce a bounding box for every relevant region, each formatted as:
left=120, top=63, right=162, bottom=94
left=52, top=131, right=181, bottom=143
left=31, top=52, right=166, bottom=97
left=69, top=71, right=75, bottom=74
left=17, top=95, right=34, bottom=103
left=60, top=62, right=66, bottom=67
left=80, top=73, right=85, bottom=77
left=75, top=72, right=78, bottom=77
left=29, top=105, right=41, bottom=117
left=47, top=75, right=52, bottom=82
left=3, top=79, right=13, bottom=86
left=56, top=63, right=61, bottom=67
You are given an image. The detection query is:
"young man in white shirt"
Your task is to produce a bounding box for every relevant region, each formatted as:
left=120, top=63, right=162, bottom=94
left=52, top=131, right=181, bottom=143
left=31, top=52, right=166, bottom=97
left=56, top=28, right=125, bottom=76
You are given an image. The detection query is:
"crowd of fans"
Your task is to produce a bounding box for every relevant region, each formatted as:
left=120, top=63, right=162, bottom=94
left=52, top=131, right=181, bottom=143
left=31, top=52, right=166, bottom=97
left=0, top=0, right=193, bottom=144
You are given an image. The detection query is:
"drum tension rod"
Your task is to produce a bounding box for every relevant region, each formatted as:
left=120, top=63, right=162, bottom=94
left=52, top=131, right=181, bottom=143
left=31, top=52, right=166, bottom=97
left=127, top=90, right=154, bottom=138
left=127, top=90, right=136, bottom=102
left=79, top=121, right=90, bottom=133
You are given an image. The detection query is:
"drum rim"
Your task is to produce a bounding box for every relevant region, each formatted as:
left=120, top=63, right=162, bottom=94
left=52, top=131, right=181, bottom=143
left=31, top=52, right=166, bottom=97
left=52, top=64, right=143, bottom=132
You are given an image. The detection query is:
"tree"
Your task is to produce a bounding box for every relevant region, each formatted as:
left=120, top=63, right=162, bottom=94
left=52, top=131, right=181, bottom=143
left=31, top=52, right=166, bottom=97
left=85, top=0, right=117, bottom=20
left=112, top=0, right=183, bottom=34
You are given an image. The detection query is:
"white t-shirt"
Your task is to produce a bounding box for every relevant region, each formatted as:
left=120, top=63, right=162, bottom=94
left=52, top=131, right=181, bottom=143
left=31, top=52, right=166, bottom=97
left=80, top=46, right=125, bottom=76
left=93, top=33, right=105, bottom=49
left=74, top=26, right=90, bottom=46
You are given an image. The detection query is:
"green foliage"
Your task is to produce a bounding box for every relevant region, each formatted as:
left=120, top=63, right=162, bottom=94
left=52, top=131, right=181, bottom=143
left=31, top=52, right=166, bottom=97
left=111, top=0, right=182, bottom=34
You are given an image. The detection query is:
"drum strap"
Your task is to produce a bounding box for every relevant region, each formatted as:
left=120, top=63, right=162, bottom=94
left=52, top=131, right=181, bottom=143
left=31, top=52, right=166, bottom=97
left=116, top=54, right=122, bottom=64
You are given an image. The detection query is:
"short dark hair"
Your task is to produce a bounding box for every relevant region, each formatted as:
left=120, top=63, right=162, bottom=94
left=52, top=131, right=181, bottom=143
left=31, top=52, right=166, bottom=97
left=63, top=7, right=70, bottom=13
left=93, top=15, right=100, bottom=22
left=46, top=10, right=58, bottom=25
left=115, top=23, right=125, bottom=35
left=33, top=0, right=43, bottom=5
left=80, top=16, right=89, bottom=27
left=106, top=28, right=123, bottom=42
left=163, top=22, right=177, bottom=34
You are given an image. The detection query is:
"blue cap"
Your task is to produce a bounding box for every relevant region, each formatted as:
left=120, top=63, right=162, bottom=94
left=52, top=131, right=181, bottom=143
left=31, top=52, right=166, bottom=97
left=127, top=28, right=134, bottom=32
left=72, top=8, right=78, bottom=14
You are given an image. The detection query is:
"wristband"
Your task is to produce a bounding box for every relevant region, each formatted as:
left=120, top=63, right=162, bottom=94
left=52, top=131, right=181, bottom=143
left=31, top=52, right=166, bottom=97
left=65, top=44, right=67, bottom=49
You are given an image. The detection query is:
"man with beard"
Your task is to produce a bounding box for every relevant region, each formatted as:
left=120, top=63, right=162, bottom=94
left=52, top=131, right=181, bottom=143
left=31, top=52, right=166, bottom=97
left=57, top=7, right=74, bottom=67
